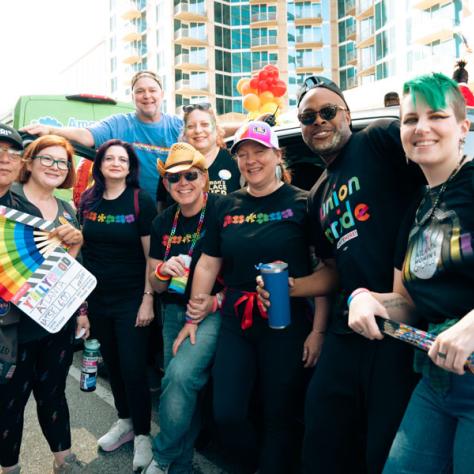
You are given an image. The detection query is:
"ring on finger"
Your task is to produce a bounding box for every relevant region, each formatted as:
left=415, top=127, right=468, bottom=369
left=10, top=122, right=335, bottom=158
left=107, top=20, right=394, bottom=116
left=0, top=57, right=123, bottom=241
left=437, top=352, right=447, bottom=360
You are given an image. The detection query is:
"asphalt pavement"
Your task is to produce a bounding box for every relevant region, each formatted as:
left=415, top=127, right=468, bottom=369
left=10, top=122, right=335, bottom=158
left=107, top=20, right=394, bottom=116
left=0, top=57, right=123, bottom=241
left=17, top=352, right=245, bottom=474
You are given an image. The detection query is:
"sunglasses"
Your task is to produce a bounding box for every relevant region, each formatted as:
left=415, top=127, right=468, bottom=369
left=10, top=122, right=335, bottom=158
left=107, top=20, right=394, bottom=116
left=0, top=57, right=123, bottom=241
left=164, top=171, right=200, bottom=184
left=182, top=103, right=212, bottom=113
left=297, top=105, right=347, bottom=125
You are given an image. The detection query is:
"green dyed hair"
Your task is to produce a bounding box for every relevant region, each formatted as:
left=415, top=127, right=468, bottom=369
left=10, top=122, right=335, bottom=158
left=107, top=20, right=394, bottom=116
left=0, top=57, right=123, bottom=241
left=402, top=72, right=466, bottom=121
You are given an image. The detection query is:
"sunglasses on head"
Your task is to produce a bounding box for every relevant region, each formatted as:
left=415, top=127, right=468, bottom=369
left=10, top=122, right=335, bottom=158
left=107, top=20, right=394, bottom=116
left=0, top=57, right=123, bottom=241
left=297, top=76, right=340, bottom=104
left=164, top=171, right=200, bottom=184
left=182, top=103, right=212, bottom=113
left=297, top=105, right=347, bottom=125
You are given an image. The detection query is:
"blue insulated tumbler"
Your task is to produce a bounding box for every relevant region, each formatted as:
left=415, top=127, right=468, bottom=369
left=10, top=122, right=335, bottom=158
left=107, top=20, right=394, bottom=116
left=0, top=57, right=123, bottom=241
left=259, top=261, right=291, bottom=329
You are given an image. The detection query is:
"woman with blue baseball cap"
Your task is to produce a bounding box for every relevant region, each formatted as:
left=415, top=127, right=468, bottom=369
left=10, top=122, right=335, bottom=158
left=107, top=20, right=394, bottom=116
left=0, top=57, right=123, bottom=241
left=170, top=121, right=337, bottom=473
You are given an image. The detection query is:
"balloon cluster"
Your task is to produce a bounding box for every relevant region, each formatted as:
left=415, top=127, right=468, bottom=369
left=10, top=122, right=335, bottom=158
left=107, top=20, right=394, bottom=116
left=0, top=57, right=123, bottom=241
left=236, top=65, right=287, bottom=120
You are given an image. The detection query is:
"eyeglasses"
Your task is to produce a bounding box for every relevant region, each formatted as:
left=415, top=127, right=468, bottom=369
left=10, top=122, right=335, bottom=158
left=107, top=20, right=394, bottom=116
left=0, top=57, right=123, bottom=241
left=182, top=103, right=211, bottom=113
left=0, top=146, right=23, bottom=161
left=33, top=155, right=71, bottom=171
left=297, top=76, right=340, bottom=105
left=164, top=171, right=200, bottom=184
left=297, top=105, right=347, bottom=125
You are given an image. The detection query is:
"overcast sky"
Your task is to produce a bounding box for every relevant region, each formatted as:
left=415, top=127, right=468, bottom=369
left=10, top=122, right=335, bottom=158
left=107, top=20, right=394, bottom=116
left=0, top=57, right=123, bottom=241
left=0, top=0, right=107, bottom=115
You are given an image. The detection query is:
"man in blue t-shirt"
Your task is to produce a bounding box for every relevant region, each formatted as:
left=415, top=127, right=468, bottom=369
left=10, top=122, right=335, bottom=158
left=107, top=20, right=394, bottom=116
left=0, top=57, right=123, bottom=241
left=23, top=71, right=183, bottom=199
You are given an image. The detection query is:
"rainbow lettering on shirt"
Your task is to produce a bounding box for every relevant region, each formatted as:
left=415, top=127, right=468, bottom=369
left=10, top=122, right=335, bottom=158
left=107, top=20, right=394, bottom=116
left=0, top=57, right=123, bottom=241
left=83, top=211, right=136, bottom=224
left=223, top=209, right=294, bottom=228
left=319, top=176, right=370, bottom=246
left=162, top=233, right=202, bottom=247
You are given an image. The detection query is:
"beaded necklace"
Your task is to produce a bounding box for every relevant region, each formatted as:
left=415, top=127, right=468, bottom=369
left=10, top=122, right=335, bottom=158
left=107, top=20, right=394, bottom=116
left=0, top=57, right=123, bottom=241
left=163, top=192, right=208, bottom=261
left=415, top=155, right=467, bottom=227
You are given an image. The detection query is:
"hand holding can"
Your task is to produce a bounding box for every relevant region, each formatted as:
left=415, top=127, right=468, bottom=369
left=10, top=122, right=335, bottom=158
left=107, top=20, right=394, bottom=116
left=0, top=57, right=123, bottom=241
left=168, top=254, right=192, bottom=294
left=258, top=261, right=291, bottom=329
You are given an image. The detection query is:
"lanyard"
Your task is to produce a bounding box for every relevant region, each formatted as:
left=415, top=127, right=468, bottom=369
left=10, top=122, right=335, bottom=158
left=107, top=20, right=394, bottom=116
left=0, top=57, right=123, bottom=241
left=163, top=192, right=208, bottom=261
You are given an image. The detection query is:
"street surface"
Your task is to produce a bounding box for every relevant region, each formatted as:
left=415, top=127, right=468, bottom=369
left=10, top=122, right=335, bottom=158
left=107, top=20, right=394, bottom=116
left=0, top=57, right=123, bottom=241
left=18, top=352, right=244, bottom=474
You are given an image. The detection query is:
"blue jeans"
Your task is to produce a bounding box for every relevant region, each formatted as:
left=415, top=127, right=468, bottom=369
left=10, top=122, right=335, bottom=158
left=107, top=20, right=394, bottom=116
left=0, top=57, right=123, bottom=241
left=152, top=303, right=221, bottom=473
left=384, top=374, right=474, bottom=474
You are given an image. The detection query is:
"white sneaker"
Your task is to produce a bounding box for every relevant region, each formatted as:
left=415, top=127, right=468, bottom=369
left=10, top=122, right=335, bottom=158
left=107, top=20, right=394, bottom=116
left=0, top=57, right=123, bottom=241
left=133, top=435, right=153, bottom=472
left=143, top=460, right=169, bottom=474
left=97, top=418, right=134, bottom=452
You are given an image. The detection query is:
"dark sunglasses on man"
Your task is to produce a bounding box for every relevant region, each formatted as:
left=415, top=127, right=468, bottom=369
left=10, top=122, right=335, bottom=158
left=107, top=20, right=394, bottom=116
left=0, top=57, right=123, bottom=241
left=164, top=171, right=200, bottom=184
left=297, top=105, right=347, bottom=125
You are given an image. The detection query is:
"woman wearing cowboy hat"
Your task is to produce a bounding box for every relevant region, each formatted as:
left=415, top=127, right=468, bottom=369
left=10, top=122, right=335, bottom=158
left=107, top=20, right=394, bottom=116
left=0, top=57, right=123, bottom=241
left=145, top=142, right=223, bottom=474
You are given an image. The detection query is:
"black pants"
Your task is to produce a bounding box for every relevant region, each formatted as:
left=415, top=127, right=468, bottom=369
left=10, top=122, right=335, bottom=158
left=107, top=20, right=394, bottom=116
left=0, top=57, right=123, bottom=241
left=212, top=296, right=311, bottom=474
left=302, top=331, right=419, bottom=474
left=0, top=324, right=74, bottom=467
left=88, top=288, right=151, bottom=435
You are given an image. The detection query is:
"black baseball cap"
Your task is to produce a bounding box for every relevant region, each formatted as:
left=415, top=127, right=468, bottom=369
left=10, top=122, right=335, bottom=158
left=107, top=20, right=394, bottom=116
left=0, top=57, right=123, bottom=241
left=297, top=75, right=350, bottom=111
left=0, top=123, right=23, bottom=150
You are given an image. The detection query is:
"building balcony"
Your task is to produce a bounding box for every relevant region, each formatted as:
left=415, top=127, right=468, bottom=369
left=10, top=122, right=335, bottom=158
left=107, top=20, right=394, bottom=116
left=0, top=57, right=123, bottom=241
left=345, top=75, right=357, bottom=89
left=175, top=53, right=208, bottom=71
left=358, top=63, right=375, bottom=77
left=345, top=0, right=356, bottom=16
left=121, top=1, right=140, bottom=20
left=346, top=23, right=356, bottom=40
left=251, top=35, right=279, bottom=50
left=174, top=27, right=208, bottom=46
left=123, top=45, right=146, bottom=64
left=174, top=2, right=207, bottom=21
left=409, top=53, right=456, bottom=76
left=410, top=0, right=442, bottom=9
left=295, top=35, right=323, bottom=48
left=251, top=11, right=277, bottom=27
left=413, top=16, right=455, bottom=45
left=346, top=49, right=357, bottom=65
left=294, top=13, right=323, bottom=26
left=295, top=58, right=324, bottom=74
left=356, top=0, right=374, bottom=20
left=249, top=0, right=277, bottom=3
left=122, top=23, right=141, bottom=42
left=357, top=30, right=374, bottom=49
left=175, top=79, right=210, bottom=96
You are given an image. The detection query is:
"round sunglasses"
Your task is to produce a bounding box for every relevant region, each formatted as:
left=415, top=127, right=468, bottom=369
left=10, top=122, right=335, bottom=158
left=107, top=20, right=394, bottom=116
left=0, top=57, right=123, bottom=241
left=297, top=105, right=347, bottom=125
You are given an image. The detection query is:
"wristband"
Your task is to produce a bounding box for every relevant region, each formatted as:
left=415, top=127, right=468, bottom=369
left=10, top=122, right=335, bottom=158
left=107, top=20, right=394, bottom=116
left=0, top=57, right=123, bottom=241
left=347, top=288, right=370, bottom=308
left=155, top=263, right=171, bottom=281
left=211, top=296, right=218, bottom=313
left=185, top=315, right=200, bottom=325
left=143, top=291, right=153, bottom=296
left=77, top=301, right=88, bottom=317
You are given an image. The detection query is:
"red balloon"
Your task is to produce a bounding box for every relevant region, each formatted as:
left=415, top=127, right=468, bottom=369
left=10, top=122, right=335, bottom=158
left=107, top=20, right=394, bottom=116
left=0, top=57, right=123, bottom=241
left=259, top=71, right=269, bottom=81
left=272, top=80, right=287, bottom=97
left=264, top=65, right=279, bottom=76
left=258, top=80, right=270, bottom=92
left=250, top=77, right=259, bottom=89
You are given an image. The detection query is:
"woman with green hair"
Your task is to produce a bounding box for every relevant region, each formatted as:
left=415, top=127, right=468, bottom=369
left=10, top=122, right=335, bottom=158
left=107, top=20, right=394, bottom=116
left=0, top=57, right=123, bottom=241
left=348, top=72, right=474, bottom=472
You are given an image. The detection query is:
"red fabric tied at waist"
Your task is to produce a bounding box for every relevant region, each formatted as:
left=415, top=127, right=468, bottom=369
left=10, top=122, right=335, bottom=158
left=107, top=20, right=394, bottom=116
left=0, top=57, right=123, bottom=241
left=234, top=291, right=267, bottom=330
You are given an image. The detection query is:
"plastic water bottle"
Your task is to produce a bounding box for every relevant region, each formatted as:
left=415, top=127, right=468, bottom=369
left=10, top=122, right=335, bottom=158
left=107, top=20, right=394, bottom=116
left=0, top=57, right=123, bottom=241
left=80, top=339, right=100, bottom=392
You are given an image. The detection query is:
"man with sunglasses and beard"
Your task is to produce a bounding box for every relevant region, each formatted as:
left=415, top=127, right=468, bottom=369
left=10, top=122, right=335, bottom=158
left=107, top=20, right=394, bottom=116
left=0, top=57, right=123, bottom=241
left=298, top=76, right=423, bottom=473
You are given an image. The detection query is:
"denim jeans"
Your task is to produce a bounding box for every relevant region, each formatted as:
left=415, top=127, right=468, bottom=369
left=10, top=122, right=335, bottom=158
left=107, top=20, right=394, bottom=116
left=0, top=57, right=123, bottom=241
left=384, top=373, right=474, bottom=474
left=152, top=303, right=221, bottom=473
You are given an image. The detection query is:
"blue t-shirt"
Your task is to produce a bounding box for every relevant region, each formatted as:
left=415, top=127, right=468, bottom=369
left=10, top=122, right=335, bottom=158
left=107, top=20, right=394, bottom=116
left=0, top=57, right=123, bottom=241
left=88, top=112, right=183, bottom=198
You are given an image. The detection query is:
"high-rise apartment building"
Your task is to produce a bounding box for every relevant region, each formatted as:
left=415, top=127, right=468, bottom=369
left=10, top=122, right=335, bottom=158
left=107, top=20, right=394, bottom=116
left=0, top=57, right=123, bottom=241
left=107, top=0, right=473, bottom=115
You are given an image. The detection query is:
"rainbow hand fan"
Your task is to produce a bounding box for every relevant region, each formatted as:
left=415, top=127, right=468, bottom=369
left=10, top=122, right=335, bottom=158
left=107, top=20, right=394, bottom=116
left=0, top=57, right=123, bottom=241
left=0, top=205, right=97, bottom=333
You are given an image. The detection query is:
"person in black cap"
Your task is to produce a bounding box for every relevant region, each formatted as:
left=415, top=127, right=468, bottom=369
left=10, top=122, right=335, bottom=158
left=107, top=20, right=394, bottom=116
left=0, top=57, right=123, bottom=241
left=384, top=91, right=400, bottom=107
left=0, top=123, right=24, bottom=207
left=296, top=76, right=424, bottom=473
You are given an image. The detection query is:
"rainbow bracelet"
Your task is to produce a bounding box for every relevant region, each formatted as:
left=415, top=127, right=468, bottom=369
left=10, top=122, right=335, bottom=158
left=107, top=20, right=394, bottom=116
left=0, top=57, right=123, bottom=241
left=155, top=263, right=171, bottom=281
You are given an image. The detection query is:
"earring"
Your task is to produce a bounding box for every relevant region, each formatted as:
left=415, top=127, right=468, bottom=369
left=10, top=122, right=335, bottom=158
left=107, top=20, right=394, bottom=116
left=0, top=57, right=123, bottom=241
left=275, top=164, right=282, bottom=181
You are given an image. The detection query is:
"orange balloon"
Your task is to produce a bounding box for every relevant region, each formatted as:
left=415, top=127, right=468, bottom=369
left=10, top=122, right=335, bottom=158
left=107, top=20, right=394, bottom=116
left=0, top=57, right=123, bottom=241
left=242, top=82, right=258, bottom=96
left=236, top=78, right=250, bottom=95
left=259, top=91, right=275, bottom=104
left=243, top=93, right=261, bottom=112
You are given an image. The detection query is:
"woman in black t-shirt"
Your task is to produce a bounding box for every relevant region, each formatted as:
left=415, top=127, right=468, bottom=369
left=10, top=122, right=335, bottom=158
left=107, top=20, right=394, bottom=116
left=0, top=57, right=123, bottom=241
left=145, top=142, right=222, bottom=474
left=157, top=103, right=241, bottom=208
left=0, top=134, right=87, bottom=473
left=173, top=122, right=338, bottom=474
left=348, top=73, right=474, bottom=472
left=80, top=139, right=157, bottom=472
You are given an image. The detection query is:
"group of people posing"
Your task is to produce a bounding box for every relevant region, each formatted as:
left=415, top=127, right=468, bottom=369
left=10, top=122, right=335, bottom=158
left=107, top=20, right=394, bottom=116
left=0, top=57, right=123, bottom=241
left=0, top=68, right=473, bottom=474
